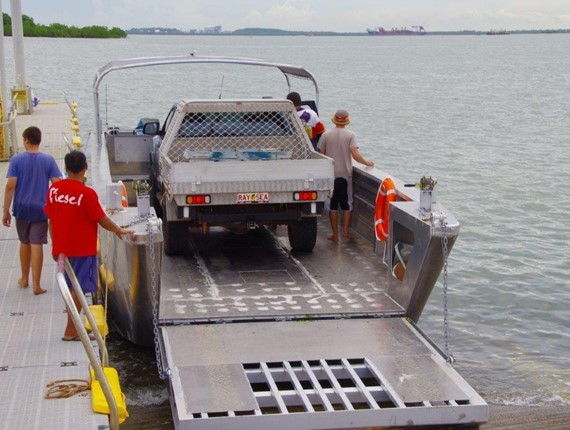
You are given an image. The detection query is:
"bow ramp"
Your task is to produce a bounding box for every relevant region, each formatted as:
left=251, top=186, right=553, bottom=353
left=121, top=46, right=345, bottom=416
left=155, top=221, right=487, bottom=429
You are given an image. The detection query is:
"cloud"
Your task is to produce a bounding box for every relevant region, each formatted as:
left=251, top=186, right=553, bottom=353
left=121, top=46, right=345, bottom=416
left=11, top=0, right=570, bottom=32
left=243, top=0, right=316, bottom=30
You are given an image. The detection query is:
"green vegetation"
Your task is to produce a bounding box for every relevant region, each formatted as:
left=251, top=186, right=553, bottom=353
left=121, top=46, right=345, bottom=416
left=3, top=13, right=126, bottom=38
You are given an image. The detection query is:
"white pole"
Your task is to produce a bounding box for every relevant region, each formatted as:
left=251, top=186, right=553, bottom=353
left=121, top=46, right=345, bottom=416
left=9, top=0, right=31, bottom=114
left=0, top=0, right=8, bottom=121
left=10, top=0, right=25, bottom=88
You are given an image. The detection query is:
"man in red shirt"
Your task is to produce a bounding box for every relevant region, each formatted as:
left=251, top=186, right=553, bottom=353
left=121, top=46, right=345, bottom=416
left=45, top=151, right=133, bottom=341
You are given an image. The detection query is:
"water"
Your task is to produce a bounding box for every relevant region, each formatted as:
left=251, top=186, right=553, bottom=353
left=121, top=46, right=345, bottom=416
left=4, top=34, right=569, bottom=423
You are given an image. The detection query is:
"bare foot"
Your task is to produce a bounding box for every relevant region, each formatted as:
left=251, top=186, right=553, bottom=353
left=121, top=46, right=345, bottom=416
left=18, top=278, right=29, bottom=288
left=328, top=235, right=339, bottom=243
left=33, top=287, right=47, bottom=295
left=342, top=232, right=355, bottom=241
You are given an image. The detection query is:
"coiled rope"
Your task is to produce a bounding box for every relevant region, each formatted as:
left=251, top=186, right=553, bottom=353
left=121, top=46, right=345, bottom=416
left=45, top=379, right=91, bottom=399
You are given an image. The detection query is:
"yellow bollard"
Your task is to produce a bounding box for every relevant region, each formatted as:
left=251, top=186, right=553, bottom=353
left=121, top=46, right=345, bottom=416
left=84, top=304, right=109, bottom=337
left=90, top=367, right=128, bottom=424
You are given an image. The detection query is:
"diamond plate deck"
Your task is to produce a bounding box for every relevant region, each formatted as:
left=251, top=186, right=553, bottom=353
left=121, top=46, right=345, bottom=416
left=159, top=224, right=403, bottom=323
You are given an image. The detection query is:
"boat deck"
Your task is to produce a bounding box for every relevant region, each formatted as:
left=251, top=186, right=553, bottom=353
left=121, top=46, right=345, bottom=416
left=159, top=225, right=404, bottom=323
left=0, top=103, right=107, bottom=429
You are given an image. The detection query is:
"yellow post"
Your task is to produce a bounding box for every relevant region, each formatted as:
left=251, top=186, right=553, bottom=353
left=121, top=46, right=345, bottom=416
left=70, top=101, right=82, bottom=148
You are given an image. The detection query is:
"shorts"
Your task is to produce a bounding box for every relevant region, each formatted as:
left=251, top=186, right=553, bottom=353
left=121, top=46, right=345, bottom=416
left=16, top=219, right=48, bottom=245
left=329, top=177, right=353, bottom=211
left=65, top=256, right=98, bottom=294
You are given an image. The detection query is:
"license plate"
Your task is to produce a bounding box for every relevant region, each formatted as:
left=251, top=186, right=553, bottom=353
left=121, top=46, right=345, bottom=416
left=237, top=192, right=270, bottom=204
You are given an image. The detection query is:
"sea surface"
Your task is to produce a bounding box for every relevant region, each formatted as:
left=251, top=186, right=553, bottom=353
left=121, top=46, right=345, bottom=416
left=3, top=33, right=569, bottom=426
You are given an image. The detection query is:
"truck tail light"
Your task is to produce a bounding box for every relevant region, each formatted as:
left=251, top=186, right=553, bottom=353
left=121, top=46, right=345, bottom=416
left=186, top=194, right=211, bottom=205
left=293, top=191, right=318, bottom=201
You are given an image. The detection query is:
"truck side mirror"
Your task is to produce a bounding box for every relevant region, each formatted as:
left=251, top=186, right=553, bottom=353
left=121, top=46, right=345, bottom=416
left=143, top=121, right=160, bottom=135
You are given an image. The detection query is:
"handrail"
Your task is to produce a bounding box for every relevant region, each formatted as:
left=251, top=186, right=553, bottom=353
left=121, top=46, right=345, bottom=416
left=62, top=257, right=110, bottom=366
left=93, top=55, right=320, bottom=145
left=56, top=254, right=119, bottom=430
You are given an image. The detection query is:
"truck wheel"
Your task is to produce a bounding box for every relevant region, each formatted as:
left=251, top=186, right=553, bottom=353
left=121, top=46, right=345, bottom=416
left=163, top=221, right=189, bottom=256
left=288, top=217, right=317, bottom=252
left=161, top=200, right=188, bottom=255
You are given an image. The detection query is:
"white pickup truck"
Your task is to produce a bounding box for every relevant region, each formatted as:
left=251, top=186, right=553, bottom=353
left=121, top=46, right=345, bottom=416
left=150, top=98, right=334, bottom=255
left=95, top=56, right=335, bottom=255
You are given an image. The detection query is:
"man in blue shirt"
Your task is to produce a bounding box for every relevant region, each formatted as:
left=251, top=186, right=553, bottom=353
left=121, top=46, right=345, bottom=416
left=2, top=126, right=62, bottom=295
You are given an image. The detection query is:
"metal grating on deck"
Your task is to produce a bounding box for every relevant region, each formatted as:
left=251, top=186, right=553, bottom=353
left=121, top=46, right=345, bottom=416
left=246, top=358, right=402, bottom=415
left=186, top=358, right=473, bottom=419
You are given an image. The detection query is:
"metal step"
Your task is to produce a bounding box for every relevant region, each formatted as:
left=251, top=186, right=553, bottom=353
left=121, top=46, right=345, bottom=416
left=160, top=318, right=487, bottom=429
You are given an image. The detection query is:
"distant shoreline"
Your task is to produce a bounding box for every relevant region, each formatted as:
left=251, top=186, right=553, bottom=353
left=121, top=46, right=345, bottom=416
left=127, top=27, right=570, bottom=37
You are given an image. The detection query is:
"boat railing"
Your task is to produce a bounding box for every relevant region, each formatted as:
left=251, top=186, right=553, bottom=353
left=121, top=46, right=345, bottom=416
left=351, top=165, right=460, bottom=322
left=55, top=254, right=120, bottom=430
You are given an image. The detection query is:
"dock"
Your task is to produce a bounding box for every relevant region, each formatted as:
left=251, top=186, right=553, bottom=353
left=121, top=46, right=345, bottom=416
left=0, top=103, right=108, bottom=429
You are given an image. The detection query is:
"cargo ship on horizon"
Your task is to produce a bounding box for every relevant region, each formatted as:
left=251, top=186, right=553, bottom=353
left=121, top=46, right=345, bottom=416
left=367, top=25, right=426, bottom=35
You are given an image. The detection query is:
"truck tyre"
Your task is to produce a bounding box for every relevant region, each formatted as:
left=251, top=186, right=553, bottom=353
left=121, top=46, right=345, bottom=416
left=288, top=217, right=317, bottom=252
left=163, top=220, right=189, bottom=256
left=162, top=198, right=188, bottom=255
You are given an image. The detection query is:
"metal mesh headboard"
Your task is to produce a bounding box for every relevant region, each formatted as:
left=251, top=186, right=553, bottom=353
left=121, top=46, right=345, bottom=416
left=160, top=100, right=312, bottom=163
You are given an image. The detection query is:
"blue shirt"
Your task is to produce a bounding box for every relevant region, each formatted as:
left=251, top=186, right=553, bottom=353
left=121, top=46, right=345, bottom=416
left=6, top=151, right=62, bottom=221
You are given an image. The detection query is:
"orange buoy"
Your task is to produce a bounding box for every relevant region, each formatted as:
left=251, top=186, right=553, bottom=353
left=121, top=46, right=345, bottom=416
left=118, top=181, right=128, bottom=208
left=374, top=177, right=397, bottom=241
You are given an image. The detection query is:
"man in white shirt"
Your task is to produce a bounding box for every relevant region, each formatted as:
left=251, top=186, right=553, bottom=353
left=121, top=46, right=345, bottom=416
left=286, top=91, right=325, bottom=150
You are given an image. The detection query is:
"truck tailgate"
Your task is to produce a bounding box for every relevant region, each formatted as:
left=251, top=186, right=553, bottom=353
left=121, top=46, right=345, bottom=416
left=166, top=159, right=334, bottom=195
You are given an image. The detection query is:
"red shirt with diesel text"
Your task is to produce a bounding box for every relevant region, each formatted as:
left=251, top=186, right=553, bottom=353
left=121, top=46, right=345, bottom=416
left=44, top=179, right=106, bottom=257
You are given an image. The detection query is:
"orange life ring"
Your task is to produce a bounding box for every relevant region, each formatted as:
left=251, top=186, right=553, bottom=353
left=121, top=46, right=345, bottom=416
left=119, top=181, right=128, bottom=208
left=374, top=177, right=397, bottom=241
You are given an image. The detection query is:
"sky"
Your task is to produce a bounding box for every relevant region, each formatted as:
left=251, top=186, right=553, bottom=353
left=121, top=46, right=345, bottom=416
left=4, top=0, right=570, bottom=32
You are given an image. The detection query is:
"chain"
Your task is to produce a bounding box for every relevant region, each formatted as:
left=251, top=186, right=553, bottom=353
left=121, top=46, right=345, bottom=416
left=440, top=215, right=455, bottom=364
left=119, top=213, right=154, bottom=229
left=148, top=219, right=169, bottom=380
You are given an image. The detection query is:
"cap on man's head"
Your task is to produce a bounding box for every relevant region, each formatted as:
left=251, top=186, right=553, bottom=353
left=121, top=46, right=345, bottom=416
left=331, top=109, right=350, bottom=126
